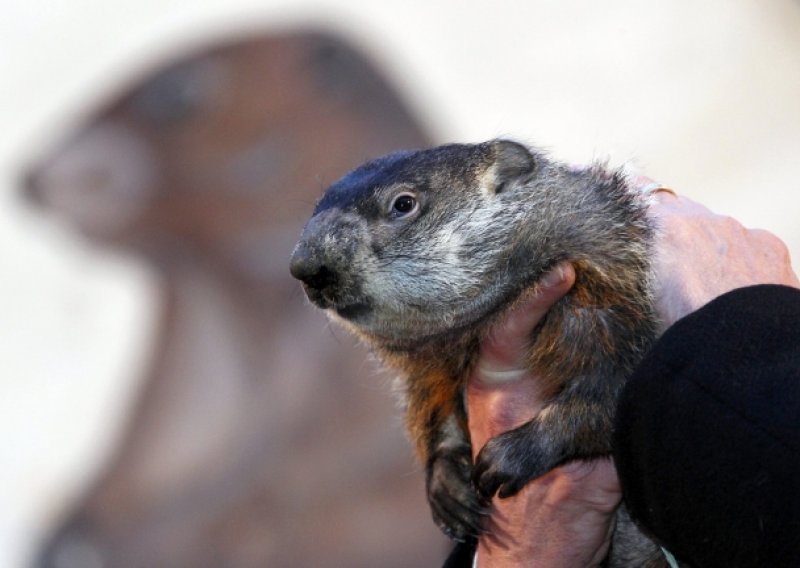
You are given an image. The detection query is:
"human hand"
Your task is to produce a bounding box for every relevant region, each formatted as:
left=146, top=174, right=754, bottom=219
left=644, top=185, right=799, bottom=328
left=467, top=263, right=622, bottom=568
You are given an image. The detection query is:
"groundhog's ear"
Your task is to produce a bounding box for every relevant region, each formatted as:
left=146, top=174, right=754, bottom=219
left=491, top=140, right=535, bottom=193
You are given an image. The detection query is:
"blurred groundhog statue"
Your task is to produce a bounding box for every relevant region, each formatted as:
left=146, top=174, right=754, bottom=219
left=23, top=29, right=448, bottom=567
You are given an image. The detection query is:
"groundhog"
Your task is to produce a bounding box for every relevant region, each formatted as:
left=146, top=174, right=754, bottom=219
left=290, top=139, right=673, bottom=566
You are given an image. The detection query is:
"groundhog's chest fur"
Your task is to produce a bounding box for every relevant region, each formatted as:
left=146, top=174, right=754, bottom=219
left=291, top=140, right=672, bottom=567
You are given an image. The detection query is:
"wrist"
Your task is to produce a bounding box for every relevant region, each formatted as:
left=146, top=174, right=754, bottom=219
left=466, top=378, right=543, bottom=457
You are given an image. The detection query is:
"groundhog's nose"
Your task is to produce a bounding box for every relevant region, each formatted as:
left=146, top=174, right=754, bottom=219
left=289, top=244, right=338, bottom=295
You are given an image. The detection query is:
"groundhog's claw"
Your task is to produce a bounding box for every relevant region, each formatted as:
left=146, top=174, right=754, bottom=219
left=472, top=419, right=563, bottom=502
left=426, top=448, right=489, bottom=541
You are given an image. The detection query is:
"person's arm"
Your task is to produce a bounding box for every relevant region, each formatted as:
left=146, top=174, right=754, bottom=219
left=615, top=283, right=800, bottom=568
left=614, top=191, right=800, bottom=567
left=466, top=187, right=799, bottom=567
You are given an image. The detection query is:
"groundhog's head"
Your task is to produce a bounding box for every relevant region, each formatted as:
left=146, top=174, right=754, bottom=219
left=290, top=139, right=562, bottom=348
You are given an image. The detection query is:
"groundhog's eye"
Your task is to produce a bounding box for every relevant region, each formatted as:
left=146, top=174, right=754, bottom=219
left=390, top=193, right=418, bottom=218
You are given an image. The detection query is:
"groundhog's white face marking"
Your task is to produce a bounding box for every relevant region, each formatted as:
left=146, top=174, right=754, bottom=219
left=358, top=211, right=493, bottom=336
left=434, top=223, right=465, bottom=266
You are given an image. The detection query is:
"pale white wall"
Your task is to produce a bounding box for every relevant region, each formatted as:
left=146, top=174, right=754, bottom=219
left=3, top=1, right=799, bottom=565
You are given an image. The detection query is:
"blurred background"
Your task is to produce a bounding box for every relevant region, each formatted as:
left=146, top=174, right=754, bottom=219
left=2, top=0, right=800, bottom=566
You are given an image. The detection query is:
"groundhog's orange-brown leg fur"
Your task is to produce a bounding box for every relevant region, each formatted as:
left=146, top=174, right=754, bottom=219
left=393, top=356, right=487, bottom=539
left=401, top=362, right=467, bottom=464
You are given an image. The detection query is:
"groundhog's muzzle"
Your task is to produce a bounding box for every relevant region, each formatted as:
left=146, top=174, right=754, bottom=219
left=290, top=210, right=367, bottom=316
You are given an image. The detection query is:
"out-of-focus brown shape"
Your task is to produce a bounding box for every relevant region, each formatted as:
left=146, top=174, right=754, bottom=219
left=24, top=29, right=446, bottom=567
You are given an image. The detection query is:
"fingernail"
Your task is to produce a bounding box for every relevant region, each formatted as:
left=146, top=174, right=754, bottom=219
left=541, top=266, right=564, bottom=288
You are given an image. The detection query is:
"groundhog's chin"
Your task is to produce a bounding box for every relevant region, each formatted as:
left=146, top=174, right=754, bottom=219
left=330, top=303, right=480, bottom=350
left=332, top=302, right=372, bottom=321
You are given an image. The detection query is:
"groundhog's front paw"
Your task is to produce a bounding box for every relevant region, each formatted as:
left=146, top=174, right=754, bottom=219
left=472, top=420, right=562, bottom=501
left=426, top=447, right=489, bottom=541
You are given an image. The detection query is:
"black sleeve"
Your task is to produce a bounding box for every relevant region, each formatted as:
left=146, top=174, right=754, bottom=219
left=613, top=284, right=800, bottom=568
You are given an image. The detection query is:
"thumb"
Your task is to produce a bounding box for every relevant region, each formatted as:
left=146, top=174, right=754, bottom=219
left=477, top=262, right=575, bottom=381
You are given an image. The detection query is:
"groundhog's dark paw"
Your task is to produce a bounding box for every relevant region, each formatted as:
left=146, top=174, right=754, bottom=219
left=471, top=437, right=524, bottom=502
left=472, top=423, right=562, bottom=501
left=426, top=449, right=489, bottom=541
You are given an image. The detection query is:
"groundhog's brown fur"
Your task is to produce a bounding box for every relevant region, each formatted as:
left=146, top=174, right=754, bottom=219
left=291, top=140, right=675, bottom=566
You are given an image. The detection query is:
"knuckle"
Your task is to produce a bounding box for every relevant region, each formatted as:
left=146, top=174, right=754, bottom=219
left=753, top=229, right=791, bottom=261
left=718, top=214, right=745, bottom=234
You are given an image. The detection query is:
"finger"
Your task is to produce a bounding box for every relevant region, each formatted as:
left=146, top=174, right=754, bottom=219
left=749, top=229, right=800, bottom=286
left=478, top=262, right=575, bottom=378
left=751, top=228, right=790, bottom=260
left=629, top=175, right=678, bottom=200
left=647, top=191, right=712, bottom=222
